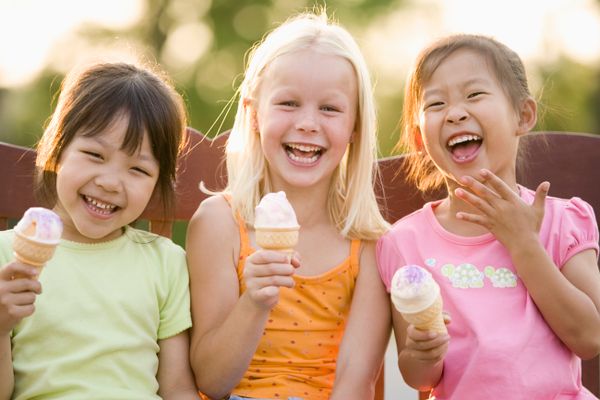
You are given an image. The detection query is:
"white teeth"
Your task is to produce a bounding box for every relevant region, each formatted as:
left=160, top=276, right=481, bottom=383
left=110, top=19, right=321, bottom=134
left=287, top=143, right=322, bottom=152
left=84, top=195, right=117, bottom=212
left=288, top=152, right=319, bottom=164
left=448, top=135, right=481, bottom=147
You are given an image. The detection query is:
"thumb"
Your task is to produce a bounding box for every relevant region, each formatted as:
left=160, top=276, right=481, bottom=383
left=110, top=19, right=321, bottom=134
left=533, top=181, right=550, bottom=213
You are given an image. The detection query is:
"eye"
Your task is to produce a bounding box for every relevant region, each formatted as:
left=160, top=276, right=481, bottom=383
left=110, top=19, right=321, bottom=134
left=321, top=105, right=340, bottom=112
left=468, top=91, right=485, bottom=99
left=82, top=150, right=103, bottom=159
left=131, top=166, right=151, bottom=176
left=278, top=100, right=298, bottom=107
left=424, top=101, right=444, bottom=110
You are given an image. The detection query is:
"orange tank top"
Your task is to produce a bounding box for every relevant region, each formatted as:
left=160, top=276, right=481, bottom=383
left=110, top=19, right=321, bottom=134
left=229, top=201, right=361, bottom=400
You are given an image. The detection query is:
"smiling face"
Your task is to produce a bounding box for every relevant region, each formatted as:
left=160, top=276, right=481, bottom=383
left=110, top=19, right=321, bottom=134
left=54, top=113, right=159, bottom=243
left=417, top=48, right=531, bottom=190
left=253, top=49, right=358, bottom=191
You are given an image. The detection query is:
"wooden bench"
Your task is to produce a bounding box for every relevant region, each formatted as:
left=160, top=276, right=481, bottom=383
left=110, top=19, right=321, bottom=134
left=1, top=129, right=599, bottom=398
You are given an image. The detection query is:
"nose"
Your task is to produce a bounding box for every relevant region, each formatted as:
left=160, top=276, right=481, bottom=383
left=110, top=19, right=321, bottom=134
left=446, top=105, right=469, bottom=124
left=94, top=170, right=123, bottom=193
left=295, top=108, right=319, bottom=133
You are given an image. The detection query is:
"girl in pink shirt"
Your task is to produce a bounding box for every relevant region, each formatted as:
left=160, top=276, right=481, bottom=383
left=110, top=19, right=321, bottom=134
left=376, top=34, right=600, bottom=399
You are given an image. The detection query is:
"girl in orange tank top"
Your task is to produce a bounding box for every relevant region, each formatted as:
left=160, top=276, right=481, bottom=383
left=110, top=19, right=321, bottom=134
left=186, top=10, right=391, bottom=400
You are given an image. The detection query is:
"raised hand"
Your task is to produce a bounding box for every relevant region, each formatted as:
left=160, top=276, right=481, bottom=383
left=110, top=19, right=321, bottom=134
left=454, top=169, right=549, bottom=253
left=0, top=262, right=41, bottom=336
left=242, top=250, right=300, bottom=310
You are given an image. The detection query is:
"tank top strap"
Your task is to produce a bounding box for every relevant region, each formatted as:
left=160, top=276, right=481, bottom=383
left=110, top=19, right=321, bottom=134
left=222, top=194, right=253, bottom=259
left=349, top=239, right=361, bottom=276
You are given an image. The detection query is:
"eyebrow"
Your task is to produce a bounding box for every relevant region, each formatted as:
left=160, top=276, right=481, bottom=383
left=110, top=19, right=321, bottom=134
left=88, top=135, right=157, bottom=163
left=423, top=77, right=492, bottom=97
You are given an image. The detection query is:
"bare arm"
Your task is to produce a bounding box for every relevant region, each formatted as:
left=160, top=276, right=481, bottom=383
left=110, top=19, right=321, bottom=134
left=512, top=246, right=600, bottom=358
left=186, top=196, right=297, bottom=399
left=330, top=242, right=391, bottom=399
left=157, top=331, right=199, bottom=400
left=457, top=170, right=600, bottom=359
left=393, top=308, right=449, bottom=391
left=0, top=262, right=42, bottom=399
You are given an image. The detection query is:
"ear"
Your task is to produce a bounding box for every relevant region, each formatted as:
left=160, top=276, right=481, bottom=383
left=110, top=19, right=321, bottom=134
left=516, top=97, right=537, bottom=136
left=413, top=126, right=424, bottom=151
left=243, top=97, right=259, bottom=133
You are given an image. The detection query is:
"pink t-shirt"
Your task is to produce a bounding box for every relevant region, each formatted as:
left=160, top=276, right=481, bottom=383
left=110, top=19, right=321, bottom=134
left=377, top=186, right=599, bottom=400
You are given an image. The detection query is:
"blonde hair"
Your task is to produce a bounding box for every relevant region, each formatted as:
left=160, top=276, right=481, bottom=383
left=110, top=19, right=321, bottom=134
left=224, top=11, right=388, bottom=239
left=399, top=34, right=534, bottom=191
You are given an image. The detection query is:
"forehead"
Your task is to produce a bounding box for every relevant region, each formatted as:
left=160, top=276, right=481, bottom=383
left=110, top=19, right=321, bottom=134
left=78, top=114, right=153, bottom=156
left=259, top=49, right=358, bottom=98
left=424, top=48, right=498, bottom=90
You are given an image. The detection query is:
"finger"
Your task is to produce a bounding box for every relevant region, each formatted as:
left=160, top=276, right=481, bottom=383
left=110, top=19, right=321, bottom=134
left=407, top=324, right=440, bottom=342
left=407, top=341, right=449, bottom=362
left=290, top=252, right=301, bottom=269
left=8, top=291, right=38, bottom=306
left=249, top=275, right=296, bottom=290
left=253, top=286, right=280, bottom=306
left=459, top=174, right=501, bottom=201
left=0, top=277, right=42, bottom=295
left=442, top=311, right=452, bottom=325
left=456, top=211, right=490, bottom=228
left=246, top=263, right=295, bottom=279
left=455, top=187, right=495, bottom=216
left=5, top=303, right=36, bottom=320
left=478, top=169, right=520, bottom=200
left=0, top=263, right=39, bottom=281
left=249, top=250, right=292, bottom=265
left=532, top=181, right=550, bottom=212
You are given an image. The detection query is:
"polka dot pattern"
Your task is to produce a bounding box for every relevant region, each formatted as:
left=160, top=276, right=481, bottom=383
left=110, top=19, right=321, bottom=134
left=231, top=215, right=361, bottom=399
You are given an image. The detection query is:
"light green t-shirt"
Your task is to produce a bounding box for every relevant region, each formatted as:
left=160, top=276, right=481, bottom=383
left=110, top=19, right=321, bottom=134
left=0, top=226, right=192, bottom=399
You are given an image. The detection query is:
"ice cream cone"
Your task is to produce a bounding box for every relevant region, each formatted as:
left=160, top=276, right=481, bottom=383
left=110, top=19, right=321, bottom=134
left=255, top=226, right=299, bottom=253
left=400, top=294, right=447, bottom=334
left=13, top=230, right=58, bottom=267
left=254, top=192, right=300, bottom=254
left=11, top=207, right=62, bottom=280
left=391, top=264, right=447, bottom=335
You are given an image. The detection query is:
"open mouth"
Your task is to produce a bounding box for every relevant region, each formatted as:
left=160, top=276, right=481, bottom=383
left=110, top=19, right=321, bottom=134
left=285, top=143, right=324, bottom=164
left=447, top=134, right=482, bottom=162
left=83, top=195, right=118, bottom=215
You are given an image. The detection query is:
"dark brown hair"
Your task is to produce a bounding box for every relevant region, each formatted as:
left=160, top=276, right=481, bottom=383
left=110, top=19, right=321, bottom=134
left=399, top=34, right=533, bottom=191
left=35, top=62, right=187, bottom=218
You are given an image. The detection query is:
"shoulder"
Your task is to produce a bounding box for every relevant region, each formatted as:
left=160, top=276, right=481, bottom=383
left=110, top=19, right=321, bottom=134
left=533, top=187, right=598, bottom=231
left=190, top=194, right=235, bottom=226
left=380, top=203, right=431, bottom=241
left=187, top=194, right=240, bottom=250
left=0, top=229, right=14, bottom=265
left=124, top=227, right=186, bottom=258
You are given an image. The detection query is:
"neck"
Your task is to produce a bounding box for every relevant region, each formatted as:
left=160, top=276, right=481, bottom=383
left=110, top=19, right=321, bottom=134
left=273, top=184, right=331, bottom=229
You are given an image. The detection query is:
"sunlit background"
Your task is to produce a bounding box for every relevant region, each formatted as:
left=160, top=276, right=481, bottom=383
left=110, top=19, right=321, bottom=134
left=1, top=1, right=598, bottom=397
left=1, top=0, right=599, bottom=154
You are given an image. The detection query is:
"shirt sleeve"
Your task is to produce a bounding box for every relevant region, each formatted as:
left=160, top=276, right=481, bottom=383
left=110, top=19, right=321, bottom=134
left=555, top=197, right=599, bottom=268
left=0, top=230, right=14, bottom=266
left=376, top=232, right=405, bottom=293
left=157, top=241, right=192, bottom=339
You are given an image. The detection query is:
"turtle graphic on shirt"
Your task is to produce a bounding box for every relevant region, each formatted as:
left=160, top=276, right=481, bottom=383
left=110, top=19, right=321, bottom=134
left=484, top=266, right=518, bottom=288
left=441, top=263, right=485, bottom=288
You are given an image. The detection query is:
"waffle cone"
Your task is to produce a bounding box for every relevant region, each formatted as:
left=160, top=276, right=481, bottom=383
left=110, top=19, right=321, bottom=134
left=255, top=226, right=299, bottom=253
left=12, top=231, right=58, bottom=279
left=401, top=295, right=447, bottom=334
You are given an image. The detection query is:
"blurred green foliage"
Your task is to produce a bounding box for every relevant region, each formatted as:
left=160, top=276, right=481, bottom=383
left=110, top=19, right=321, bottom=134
left=1, top=0, right=599, bottom=157
left=1, top=0, right=599, bottom=247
